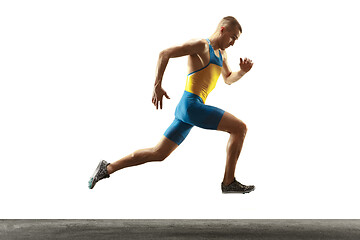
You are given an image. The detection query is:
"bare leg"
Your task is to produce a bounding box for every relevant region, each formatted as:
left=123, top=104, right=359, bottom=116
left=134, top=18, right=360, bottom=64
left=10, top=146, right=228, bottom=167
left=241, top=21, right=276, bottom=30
left=107, top=136, right=178, bottom=174
left=217, top=112, right=247, bottom=186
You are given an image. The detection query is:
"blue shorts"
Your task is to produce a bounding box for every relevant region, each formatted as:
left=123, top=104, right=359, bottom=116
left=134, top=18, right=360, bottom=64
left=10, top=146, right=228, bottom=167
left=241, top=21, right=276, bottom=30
left=164, top=91, right=225, bottom=145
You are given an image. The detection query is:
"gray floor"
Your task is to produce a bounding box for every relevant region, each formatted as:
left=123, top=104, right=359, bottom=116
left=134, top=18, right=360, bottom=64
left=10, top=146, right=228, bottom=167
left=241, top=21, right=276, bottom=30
left=1, top=219, right=360, bottom=240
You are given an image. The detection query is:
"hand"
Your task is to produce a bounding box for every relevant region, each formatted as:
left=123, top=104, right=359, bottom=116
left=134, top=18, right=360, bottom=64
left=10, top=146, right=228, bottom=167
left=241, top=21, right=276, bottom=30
left=240, top=58, right=254, bottom=73
left=152, top=85, right=170, bottom=110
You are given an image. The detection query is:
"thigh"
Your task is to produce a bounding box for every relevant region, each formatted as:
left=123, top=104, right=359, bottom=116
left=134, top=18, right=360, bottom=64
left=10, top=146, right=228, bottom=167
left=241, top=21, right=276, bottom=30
left=163, top=118, right=193, bottom=145
left=187, top=102, right=225, bottom=130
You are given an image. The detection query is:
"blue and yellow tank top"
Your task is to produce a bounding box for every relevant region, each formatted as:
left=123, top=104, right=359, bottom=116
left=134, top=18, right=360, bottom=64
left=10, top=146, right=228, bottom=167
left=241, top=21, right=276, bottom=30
left=185, top=39, right=223, bottom=103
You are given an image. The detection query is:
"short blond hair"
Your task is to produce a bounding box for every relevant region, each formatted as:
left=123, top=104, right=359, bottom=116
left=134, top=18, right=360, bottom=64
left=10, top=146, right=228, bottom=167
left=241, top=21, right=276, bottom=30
left=218, top=16, right=242, bottom=33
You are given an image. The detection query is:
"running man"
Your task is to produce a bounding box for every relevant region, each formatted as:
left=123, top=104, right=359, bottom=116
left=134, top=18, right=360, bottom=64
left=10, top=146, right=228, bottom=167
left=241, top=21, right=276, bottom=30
left=89, top=16, right=255, bottom=193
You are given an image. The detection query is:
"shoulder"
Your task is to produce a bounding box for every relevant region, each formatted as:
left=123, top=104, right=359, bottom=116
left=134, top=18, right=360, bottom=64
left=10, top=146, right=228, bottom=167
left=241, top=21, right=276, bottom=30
left=184, top=38, right=209, bottom=52
left=186, top=38, right=208, bottom=45
left=161, top=38, right=209, bottom=58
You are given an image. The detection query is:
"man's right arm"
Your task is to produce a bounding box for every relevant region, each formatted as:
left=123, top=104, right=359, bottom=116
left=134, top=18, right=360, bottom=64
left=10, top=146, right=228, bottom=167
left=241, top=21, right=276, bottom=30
left=154, top=39, right=206, bottom=86
left=152, top=39, right=206, bottom=109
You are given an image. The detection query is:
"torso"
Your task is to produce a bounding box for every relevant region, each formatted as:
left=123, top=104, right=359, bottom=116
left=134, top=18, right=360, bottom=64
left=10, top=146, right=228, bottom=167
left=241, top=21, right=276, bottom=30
left=184, top=39, right=223, bottom=103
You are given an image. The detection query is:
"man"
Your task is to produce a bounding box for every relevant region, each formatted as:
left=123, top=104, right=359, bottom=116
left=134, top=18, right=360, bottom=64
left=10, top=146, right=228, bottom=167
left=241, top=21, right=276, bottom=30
left=89, top=16, right=254, bottom=193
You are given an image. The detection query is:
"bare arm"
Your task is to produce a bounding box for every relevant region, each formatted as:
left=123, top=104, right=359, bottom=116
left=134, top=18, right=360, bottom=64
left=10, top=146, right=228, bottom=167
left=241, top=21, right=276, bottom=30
left=221, top=50, right=254, bottom=85
left=152, top=39, right=207, bottom=109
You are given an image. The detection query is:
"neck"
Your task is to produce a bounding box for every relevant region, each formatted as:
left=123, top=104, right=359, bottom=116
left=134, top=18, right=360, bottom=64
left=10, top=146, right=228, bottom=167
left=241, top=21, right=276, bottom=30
left=208, top=32, right=220, bottom=50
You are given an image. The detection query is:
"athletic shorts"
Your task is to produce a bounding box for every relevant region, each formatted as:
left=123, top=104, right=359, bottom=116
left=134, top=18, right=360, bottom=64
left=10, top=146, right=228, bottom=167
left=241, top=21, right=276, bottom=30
left=164, top=91, right=225, bottom=145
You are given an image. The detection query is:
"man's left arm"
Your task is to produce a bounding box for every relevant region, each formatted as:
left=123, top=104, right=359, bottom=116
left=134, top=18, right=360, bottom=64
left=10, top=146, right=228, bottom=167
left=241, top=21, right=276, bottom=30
left=221, top=50, right=254, bottom=85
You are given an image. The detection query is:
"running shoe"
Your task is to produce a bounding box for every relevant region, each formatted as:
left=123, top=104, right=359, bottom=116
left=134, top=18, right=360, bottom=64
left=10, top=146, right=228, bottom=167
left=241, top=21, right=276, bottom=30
left=221, top=178, right=255, bottom=194
left=88, top=160, right=110, bottom=189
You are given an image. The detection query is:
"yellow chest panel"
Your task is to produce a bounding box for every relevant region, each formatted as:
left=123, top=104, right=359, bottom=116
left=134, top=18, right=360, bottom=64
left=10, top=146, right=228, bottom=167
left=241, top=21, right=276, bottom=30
left=185, top=63, right=222, bottom=103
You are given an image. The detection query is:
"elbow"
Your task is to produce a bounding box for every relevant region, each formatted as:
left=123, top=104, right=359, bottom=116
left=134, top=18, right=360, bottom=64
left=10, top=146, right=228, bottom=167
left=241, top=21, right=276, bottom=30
left=159, top=50, right=170, bottom=61
left=224, top=78, right=232, bottom=85
left=224, top=72, right=232, bottom=85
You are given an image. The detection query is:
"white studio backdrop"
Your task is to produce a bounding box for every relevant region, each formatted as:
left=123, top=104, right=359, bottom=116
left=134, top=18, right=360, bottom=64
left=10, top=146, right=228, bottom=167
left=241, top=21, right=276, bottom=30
left=0, top=0, right=359, bottom=218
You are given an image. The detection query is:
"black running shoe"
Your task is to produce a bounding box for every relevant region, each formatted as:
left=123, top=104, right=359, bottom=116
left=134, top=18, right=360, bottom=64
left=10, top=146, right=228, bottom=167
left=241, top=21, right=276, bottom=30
left=88, top=160, right=110, bottom=189
left=221, top=178, right=255, bottom=194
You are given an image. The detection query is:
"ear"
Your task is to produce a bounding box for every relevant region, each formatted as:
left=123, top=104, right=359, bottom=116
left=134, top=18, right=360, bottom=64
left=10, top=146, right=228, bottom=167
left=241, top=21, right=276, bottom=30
left=220, top=26, right=225, bottom=33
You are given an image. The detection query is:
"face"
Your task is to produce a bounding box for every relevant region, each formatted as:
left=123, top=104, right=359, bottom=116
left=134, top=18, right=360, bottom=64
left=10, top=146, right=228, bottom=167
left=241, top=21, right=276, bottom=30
left=219, top=27, right=241, bottom=50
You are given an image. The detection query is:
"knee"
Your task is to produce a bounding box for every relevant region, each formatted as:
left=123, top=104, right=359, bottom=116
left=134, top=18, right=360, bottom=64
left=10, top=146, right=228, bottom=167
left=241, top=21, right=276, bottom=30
left=241, top=121, right=248, bottom=134
left=235, top=120, right=247, bottom=136
left=152, top=148, right=169, bottom=162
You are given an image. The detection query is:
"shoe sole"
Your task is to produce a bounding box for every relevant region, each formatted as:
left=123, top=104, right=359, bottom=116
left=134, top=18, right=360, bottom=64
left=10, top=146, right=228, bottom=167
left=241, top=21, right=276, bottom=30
left=88, top=161, right=104, bottom=189
left=222, top=186, right=255, bottom=194
left=222, top=190, right=254, bottom=194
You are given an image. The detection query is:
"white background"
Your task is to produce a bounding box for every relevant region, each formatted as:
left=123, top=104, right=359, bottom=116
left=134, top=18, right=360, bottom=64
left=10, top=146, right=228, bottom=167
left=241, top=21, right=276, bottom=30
left=1, top=0, right=359, bottom=219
